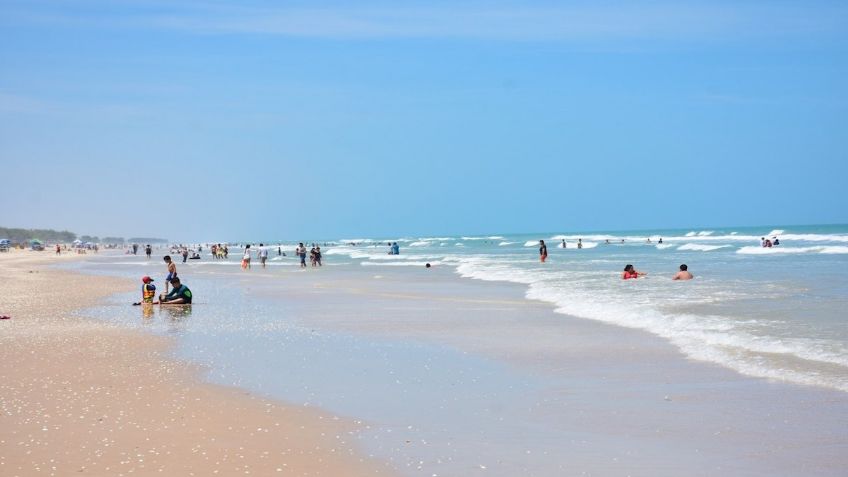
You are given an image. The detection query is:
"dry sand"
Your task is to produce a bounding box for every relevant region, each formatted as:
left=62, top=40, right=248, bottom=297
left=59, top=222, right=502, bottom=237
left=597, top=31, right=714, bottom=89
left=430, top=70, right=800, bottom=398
left=0, top=251, right=389, bottom=476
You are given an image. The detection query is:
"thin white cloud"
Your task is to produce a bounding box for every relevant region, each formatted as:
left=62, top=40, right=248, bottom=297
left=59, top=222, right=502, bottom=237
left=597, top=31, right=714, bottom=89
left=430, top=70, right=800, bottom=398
left=0, top=92, right=56, bottom=114
left=3, top=1, right=847, bottom=42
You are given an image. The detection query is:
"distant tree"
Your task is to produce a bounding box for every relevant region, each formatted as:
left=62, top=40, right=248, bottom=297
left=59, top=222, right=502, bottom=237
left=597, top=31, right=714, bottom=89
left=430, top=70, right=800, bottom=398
left=0, top=227, right=76, bottom=244
left=101, top=236, right=125, bottom=244
left=79, top=235, right=100, bottom=243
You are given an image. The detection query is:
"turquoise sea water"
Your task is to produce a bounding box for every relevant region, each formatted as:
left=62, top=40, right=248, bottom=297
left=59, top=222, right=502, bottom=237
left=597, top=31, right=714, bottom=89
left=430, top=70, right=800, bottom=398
left=321, top=224, right=848, bottom=392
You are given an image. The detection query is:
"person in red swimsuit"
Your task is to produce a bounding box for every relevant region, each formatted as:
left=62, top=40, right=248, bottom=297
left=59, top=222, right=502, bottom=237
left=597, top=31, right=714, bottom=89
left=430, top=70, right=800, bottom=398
left=622, top=264, right=645, bottom=279
left=539, top=240, right=548, bottom=263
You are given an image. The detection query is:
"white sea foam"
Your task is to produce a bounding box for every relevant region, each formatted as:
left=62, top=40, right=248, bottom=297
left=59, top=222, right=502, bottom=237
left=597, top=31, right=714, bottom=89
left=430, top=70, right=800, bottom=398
left=339, top=238, right=372, bottom=244
left=499, top=241, right=517, bottom=246
left=453, top=257, right=848, bottom=393
left=697, top=231, right=714, bottom=236
left=524, top=240, right=539, bottom=247
left=677, top=243, right=732, bottom=252
left=361, top=260, right=443, bottom=267
left=655, top=243, right=675, bottom=249
left=737, top=246, right=848, bottom=255
left=633, top=233, right=848, bottom=244
left=409, top=241, right=431, bottom=247
left=561, top=242, right=599, bottom=249
left=768, top=229, right=786, bottom=236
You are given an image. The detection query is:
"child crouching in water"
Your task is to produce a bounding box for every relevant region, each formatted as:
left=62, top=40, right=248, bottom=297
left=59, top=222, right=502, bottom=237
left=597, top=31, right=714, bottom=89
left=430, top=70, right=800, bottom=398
left=141, top=276, right=156, bottom=304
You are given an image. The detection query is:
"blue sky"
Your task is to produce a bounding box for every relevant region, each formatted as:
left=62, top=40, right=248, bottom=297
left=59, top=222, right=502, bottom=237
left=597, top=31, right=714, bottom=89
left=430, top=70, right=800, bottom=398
left=1, top=0, right=847, bottom=241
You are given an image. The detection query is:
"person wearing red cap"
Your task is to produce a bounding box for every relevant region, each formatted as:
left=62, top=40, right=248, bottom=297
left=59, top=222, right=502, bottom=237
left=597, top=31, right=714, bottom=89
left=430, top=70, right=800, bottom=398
left=141, top=276, right=156, bottom=304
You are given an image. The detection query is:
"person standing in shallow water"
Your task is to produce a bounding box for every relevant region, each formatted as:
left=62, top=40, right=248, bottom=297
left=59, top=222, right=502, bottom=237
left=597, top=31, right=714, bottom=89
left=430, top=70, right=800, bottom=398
left=539, top=240, right=548, bottom=262
left=296, top=243, right=307, bottom=268
left=163, top=255, right=177, bottom=293
left=258, top=243, right=268, bottom=269
left=242, top=244, right=252, bottom=270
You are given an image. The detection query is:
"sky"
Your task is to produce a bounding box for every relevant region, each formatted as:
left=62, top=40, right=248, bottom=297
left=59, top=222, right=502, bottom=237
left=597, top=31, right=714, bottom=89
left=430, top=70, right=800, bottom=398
left=1, top=0, right=847, bottom=241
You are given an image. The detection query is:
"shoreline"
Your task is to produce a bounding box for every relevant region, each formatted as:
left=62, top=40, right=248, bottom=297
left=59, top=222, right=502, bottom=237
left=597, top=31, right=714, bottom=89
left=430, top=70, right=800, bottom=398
left=0, top=251, right=390, bottom=476
left=235, top=263, right=848, bottom=476
left=6, top=250, right=848, bottom=475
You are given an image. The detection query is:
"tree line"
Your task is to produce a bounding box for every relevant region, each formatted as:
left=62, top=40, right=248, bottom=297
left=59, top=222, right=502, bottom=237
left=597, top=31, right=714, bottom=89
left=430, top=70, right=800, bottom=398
left=0, top=227, right=76, bottom=244
left=0, top=227, right=166, bottom=245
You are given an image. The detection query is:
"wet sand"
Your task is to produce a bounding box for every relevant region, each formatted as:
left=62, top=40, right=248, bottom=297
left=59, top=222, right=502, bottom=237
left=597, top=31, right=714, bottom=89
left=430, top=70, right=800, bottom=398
left=238, top=264, right=848, bottom=476
left=0, top=251, right=389, bottom=476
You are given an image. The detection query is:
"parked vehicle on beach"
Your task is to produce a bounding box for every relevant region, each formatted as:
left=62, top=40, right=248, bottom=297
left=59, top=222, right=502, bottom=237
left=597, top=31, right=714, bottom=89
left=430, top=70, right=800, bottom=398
left=30, top=239, right=45, bottom=251
left=0, top=239, right=10, bottom=252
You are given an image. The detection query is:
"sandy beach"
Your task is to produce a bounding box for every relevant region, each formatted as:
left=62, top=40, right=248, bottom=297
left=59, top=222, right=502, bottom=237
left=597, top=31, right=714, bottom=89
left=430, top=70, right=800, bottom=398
left=3, top=250, right=848, bottom=476
left=0, top=251, right=389, bottom=477
left=27, top=250, right=844, bottom=476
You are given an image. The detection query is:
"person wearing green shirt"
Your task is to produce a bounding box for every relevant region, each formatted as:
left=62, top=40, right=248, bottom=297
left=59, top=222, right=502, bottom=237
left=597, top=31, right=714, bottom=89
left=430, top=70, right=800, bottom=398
left=159, top=277, right=193, bottom=304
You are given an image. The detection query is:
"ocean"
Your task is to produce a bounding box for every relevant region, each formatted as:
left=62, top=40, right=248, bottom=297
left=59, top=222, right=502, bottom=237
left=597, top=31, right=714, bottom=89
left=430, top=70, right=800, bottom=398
left=323, top=224, right=848, bottom=393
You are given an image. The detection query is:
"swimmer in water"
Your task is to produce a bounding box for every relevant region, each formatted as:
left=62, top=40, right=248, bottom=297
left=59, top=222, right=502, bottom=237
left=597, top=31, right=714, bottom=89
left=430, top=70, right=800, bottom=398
left=539, top=240, right=548, bottom=262
left=622, top=264, right=645, bottom=280
left=672, top=264, right=693, bottom=280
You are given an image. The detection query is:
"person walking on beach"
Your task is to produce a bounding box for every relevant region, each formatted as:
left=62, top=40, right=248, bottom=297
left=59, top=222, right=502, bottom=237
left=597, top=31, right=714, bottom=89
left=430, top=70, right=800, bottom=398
left=163, top=256, right=177, bottom=293
left=622, top=264, right=645, bottom=279
left=55, top=244, right=61, bottom=255
left=315, top=246, right=322, bottom=266
left=145, top=244, right=152, bottom=258
left=539, top=240, right=548, bottom=263
left=258, top=243, right=269, bottom=269
left=673, top=264, right=693, bottom=280
left=132, top=243, right=138, bottom=255
left=297, top=243, right=307, bottom=268
left=242, top=244, right=252, bottom=270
